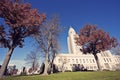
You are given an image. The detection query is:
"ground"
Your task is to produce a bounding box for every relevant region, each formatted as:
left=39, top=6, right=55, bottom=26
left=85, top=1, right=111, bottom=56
left=1, top=71, right=120, bottom=80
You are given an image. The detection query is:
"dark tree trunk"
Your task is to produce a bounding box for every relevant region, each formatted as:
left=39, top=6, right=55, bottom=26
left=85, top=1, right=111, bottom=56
left=50, top=52, right=55, bottom=73
left=32, top=61, right=35, bottom=74
left=0, top=47, right=14, bottom=79
left=93, top=54, right=101, bottom=71
left=92, top=43, right=101, bottom=70
left=43, top=51, right=49, bottom=75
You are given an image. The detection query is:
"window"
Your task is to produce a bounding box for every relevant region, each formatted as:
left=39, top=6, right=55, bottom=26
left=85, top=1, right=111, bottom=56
left=86, top=59, right=88, bottom=63
left=89, top=59, right=92, bottom=63
left=73, top=64, right=76, bottom=66
left=64, top=59, right=66, bottom=61
left=115, top=59, right=117, bottom=62
left=90, top=66, right=93, bottom=69
left=79, top=59, right=82, bottom=63
left=83, top=59, right=85, bottom=63
left=58, top=59, right=61, bottom=63
left=93, top=59, right=95, bottom=63
left=86, top=66, right=89, bottom=69
left=76, top=59, right=78, bottom=63
left=68, top=59, right=70, bottom=62
left=106, top=58, right=109, bottom=62
left=109, top=58, right=112, bottom=62
left=72, top=59, right=74, bottom=63
left=78, top=64, right=80, bottom=67
left=104, top=58, right=106, bottom=62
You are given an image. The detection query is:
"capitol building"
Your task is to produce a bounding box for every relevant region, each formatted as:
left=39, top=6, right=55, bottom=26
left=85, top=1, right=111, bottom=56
left=54, top=27, right=120, bottom=71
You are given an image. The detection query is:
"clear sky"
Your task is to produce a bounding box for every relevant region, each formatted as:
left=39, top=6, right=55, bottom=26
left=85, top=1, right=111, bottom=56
left=0, top=0, right=120, bottom=69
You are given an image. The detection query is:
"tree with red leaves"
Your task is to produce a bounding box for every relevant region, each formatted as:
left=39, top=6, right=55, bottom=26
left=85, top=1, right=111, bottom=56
left=76, top=24, right=118, bottom=70
left=0, top=0, right=45, bottom=78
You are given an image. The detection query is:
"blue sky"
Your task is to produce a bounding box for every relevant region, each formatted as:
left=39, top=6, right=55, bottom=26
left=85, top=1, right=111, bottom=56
left=0, top=0, right=120, bottom=69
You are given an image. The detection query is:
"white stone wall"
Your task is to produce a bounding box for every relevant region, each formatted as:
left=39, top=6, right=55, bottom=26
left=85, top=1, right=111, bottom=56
left=53, top=27, right=120, bottom=71
left=54, top=54, right=98, bottom=71
left=113, top=55, right=120, bottom=70
left=97, top=51, right=117, bottom=71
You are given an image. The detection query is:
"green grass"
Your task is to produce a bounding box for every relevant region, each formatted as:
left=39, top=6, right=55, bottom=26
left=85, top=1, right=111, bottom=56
left=2, top=71, right=120, bottom=80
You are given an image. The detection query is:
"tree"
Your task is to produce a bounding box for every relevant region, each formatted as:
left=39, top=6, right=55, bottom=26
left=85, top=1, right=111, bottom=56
left=33, top=15, right=61, bottom=75
left=76, top=24, right=118, bottom=70
left=50, top=30, right=60, bottom=74
left=25, top=51, right=40, bottom=74
left=0, top=0, right=45, bottom=78
left=20, top=67, right=27, bottom=76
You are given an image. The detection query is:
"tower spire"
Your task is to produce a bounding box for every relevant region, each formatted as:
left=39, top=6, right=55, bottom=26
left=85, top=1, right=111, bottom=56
left=68, top=26, right=76, bottom=35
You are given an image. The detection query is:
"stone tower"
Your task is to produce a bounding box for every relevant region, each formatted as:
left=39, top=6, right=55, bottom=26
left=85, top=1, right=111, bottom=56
left=67, top=27, right=82, bottom=54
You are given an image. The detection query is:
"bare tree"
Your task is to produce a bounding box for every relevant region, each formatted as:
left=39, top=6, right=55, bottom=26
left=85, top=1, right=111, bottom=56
left=25, top=51, right=40, bottom=74
left=33, top=15, right=61, bottom=75
left=76, top=24, right=118, bottom=70
left=0, top=0, right=45, bottom=78
left=50, top=33, right=60, bottom=74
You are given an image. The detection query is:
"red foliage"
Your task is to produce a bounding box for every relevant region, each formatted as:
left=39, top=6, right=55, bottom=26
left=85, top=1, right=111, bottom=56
left=0, top=0, right=45, bottom=28
left=76, top=24, right=118, bottom=55
left=0, top=0, right=46, bottom=48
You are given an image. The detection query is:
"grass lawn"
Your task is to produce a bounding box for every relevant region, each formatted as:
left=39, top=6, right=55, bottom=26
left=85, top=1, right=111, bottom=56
left=1, top=71, right=120, bottom=80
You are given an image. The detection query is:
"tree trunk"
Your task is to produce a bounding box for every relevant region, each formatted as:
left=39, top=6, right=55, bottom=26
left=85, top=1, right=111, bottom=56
left=0, top=47, right=14, bottom=79
left=32, top=61, right=35, bottom=74
left=94, top=54, right=101, bottom=71
left=92, top=43, right=101, bottom=71
left=43, top=52, right=49, bottom=75
left=51, top=53, right=55, bottom=73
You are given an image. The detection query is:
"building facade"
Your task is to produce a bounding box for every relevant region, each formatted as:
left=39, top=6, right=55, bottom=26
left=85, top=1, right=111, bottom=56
left=54, top=27, right=120, bottom=71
